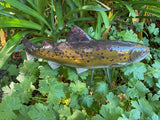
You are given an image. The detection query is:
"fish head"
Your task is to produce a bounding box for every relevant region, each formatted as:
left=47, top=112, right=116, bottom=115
left=129, top=44, right=150, bottom=63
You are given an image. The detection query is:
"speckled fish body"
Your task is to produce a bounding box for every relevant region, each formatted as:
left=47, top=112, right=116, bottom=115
left=23, top=38, right=150, bottom=69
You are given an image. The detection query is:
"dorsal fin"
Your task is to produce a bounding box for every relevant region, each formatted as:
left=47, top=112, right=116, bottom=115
left=67, top=25, right=92, bottom=42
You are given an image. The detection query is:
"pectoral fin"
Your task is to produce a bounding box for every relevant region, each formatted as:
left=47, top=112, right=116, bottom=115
left=76, top=68, right=88, bottom=74
left=25, top=51, right=36, bottom=60
left=47, top=60, right=61, bottom=70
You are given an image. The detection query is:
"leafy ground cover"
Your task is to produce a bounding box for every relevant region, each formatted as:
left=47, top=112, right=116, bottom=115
left=0, top=0, right=160, bottom=120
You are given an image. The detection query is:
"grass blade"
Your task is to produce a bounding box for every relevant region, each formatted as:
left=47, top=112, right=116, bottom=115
left=0, top=30, right=31, bottom=68
left=54, top=1, right=64, bottom=30
left=99, top=11, right=110, bottom=28
left=0, top=17, right=52, bottom=36
left=120, top=1, right=136, bottom=18
left=4, top=0, right=51, bottom=29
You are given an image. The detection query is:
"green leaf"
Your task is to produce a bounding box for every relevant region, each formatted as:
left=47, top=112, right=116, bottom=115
left=117, top=30, right=140, bottom=43
left=151, top=60, right=160, bottom=79
left=94, top=81, right=108, bottom=101
left=0, top=96, right=21, bottom=120
left=39, top=65, right=58, bottom=79
left=79, top=70, right=89, bottom=80
left=133, top=22, right=143, bottom=32
left=148, top=93, right=160, bottom=112
left=28, top=103, right=56, bottom=120
left=66, top=67, right=78, bottom=81
left=23, top=60, right=39, bottom=75
left=64, top=5, right=109, bottom=19
left=0, top=30, right=31, bottom=68
left=131, top=98, right=155, bottom=119
left=16, top=105, right=30, bottom=120
left=38, top=80, right=50, bottom=95
left=93, top=104, right=123, bottom=120
left=0, top=17, right=51, bottom=35
left=4, top=0, right=51, bottom=29
left=68, top=110, right=85, bottom=120
left=82, top=5, right=109, bottom=11
left=12, top=75, right=36, bottom=103
left=129, top=109, right=141, bottom=120
left=2, top=82, right=15, bottom=100
left=148, top=23, right=159, bottom=36
left=70, top=94, right=80, bottom=109
left=120, top=1, right=136, bottom=17
left=81, top=95, right=93, bottom=107
left=127, top=78, right=149, bottom=98
left=47, top=80, right=64, bottom=105
left=70, top=81, right=88, bottom=95
left=54, top=1, right=63, bottom=30
left=106, top=92, right=120, bottom=107
left=58, top=105, right=71, bottom=118
left=142, top=37, right=150, bottom=46
left=0, top=17, right=40, bottom=29
left=99, top=11, right=110, bottom=28
left=121, top=62, right=147, bottom=80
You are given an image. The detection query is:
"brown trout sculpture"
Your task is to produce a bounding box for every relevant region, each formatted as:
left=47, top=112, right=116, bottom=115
left=22, top=26, right=150, bottom=87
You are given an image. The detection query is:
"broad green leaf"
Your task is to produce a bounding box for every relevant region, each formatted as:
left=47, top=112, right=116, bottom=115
left=127, top=78, right=149, bottom=98
left=28, top=103, right=56, bottom=120
left=70, top=81, right=88, bottom=95
left=93, top=104, right=123, bottom=120
left=39, top=65, right=58, bottom=79
left=129, top=109, right=141, bottom=120
left=118, top=30, right=140, bottom=43
left=121, top=62, right=147, bottom=80
left=68, top=110, right=85, bottom=120
left=131, top=98, right=154, bottom=119
left=2, top=82, right=15, bottom=100
left=38, top=80, right=50, bottom=95
left=23, top=60, right=39, bottom=75
left=7, top=64, right=19, bottom=76
left=4, top=0, right=51, bottom=29
left=151, top=60, right=160, bottom=79
left=47, top=80, right=64, bottom=105
left=81, top=95, right=93, bottom=107
left=12, top=75, right=36, bottom=103
left=133, top=22, right=143, bottom=32
left=148, top=93, right=160, bottom=112
left=58, top=105, right=71, bottom=118
left=0, top=30, right=30, bottom=69
left=16, top=105, right=30, bottom=120
left=0, top=96, right=21, bottom=120
left=148, top=23, right=159, bottom=36
left=66, top=67, right=78, bottom=81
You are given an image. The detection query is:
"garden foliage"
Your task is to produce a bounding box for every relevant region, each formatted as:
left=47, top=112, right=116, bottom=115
left=0, top=0, right=160, bottom=120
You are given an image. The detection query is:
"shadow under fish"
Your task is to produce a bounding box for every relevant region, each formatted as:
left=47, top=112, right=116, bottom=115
left=22, top=25, right=150, bottom=88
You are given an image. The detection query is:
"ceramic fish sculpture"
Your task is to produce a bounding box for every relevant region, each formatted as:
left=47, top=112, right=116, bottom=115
left=22, top=25, right=150, bottom=87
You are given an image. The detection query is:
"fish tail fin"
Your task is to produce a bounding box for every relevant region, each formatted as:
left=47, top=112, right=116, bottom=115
left=22, top=38, right=40, bottom=55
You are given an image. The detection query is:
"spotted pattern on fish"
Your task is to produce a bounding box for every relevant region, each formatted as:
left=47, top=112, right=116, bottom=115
left=22, top=25, right=150, bottom=69
left=29, top=40, right=149, bottom=68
